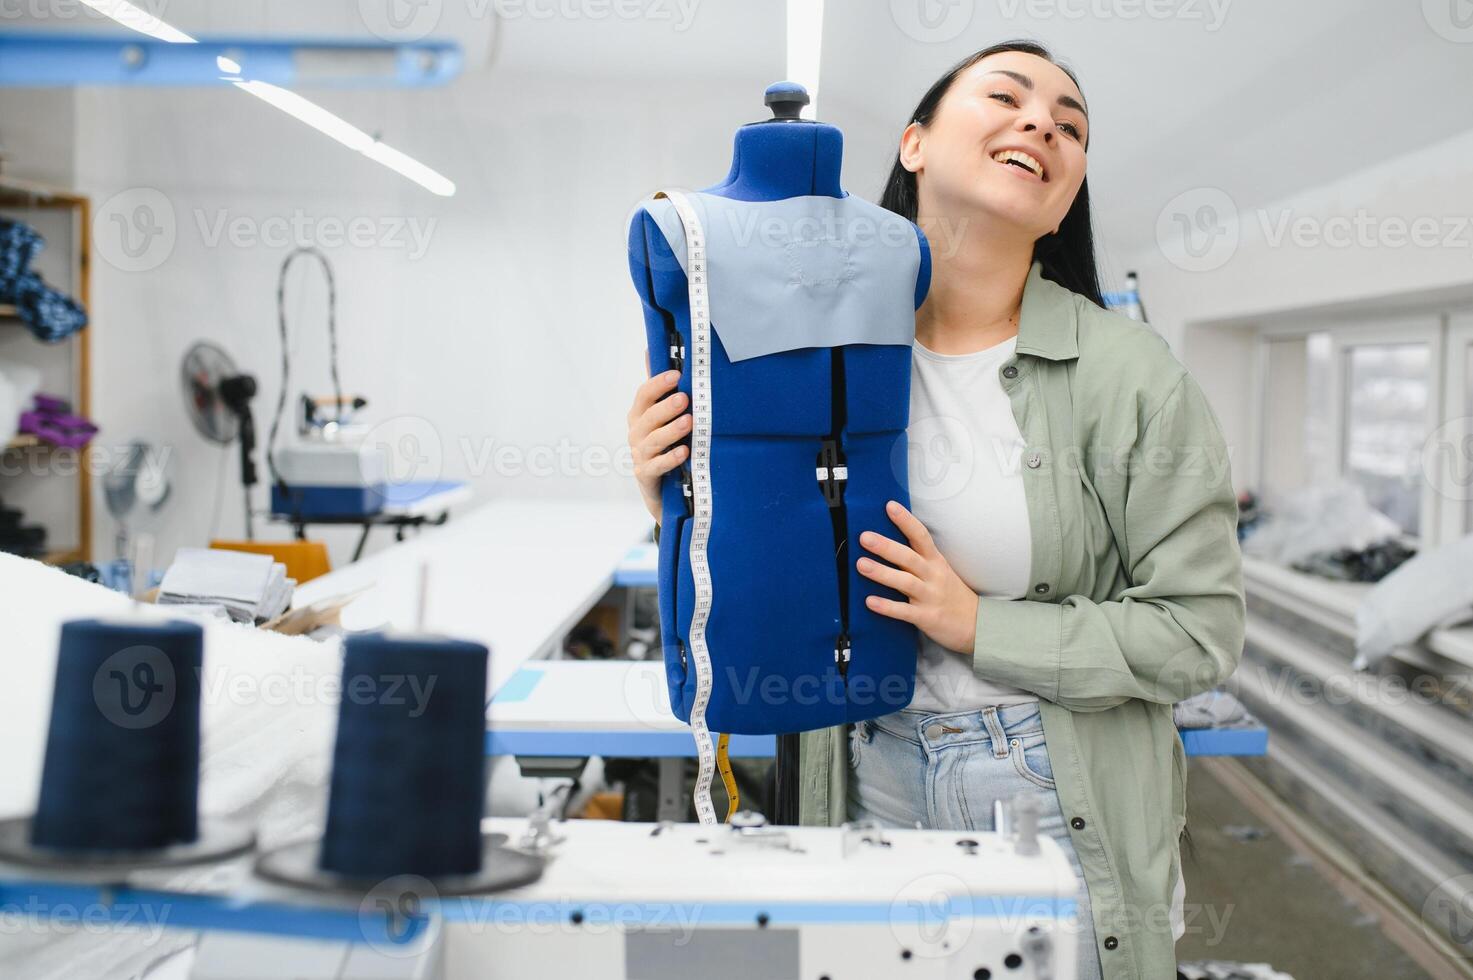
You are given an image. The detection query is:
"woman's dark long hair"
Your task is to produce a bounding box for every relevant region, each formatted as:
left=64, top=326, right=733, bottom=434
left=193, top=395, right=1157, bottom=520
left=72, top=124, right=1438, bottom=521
left=879, top=40, right=1105, bottom=308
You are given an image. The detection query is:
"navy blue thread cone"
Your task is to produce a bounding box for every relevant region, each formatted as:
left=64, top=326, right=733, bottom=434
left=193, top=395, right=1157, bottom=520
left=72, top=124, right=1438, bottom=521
left=319, top=633, right=489, bottom=880
left=31, top=618, right=203, bottom=852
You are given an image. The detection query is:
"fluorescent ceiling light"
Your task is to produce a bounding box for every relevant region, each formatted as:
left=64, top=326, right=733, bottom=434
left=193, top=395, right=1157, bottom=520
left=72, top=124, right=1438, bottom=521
left=234, top=78, right=456, bottom=197
left=78, top=0, right=456, bottom=196
left=79, top=0, right=193, bottom=43
left=786, top=0, right=825, bottom=118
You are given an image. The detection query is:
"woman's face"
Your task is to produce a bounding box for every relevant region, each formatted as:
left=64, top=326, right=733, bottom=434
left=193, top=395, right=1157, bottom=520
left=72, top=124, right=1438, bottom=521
left=902, top=51, right=1089, bottom=244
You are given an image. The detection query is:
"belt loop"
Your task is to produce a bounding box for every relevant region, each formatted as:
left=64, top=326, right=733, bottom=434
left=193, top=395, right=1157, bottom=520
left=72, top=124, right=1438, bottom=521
left=981, top=708, right=1008, bottom=759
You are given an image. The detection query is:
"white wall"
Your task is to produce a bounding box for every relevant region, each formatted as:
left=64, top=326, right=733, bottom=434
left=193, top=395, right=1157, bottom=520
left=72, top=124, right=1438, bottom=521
left=2, top=64, right=780, bottom=567
left=1117, top=127, right=1473, bottom=499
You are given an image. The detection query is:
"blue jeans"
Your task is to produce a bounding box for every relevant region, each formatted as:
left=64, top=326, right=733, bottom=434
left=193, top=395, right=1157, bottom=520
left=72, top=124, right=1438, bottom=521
left=846, top=701, right=1103, bottom=980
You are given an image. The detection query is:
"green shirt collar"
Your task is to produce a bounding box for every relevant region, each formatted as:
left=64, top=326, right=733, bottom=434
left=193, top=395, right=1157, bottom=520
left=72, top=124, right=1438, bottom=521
left=1016, top=259, right=1081, bottom=362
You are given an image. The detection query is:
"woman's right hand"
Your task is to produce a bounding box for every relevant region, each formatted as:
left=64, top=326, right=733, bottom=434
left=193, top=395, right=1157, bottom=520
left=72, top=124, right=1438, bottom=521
left=628, top=364, right=692, bottom=523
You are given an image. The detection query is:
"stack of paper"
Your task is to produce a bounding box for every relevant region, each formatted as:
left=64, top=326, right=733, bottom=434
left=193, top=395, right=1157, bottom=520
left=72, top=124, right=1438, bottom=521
left=158, top=547, right=294, bottom=624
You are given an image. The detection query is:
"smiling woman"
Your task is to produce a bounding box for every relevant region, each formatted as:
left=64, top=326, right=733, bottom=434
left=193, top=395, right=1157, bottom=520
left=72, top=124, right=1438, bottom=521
left=821, top=41, right=1244, bottom=980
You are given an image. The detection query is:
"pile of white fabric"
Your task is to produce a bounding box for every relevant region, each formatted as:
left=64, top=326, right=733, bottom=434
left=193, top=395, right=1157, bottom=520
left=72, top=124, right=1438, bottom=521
left=1354, top=532, right=1473, bottom=670
left=0, top=553, right=342, bottom=980
left=1242, top=479, right=1401, bottom=569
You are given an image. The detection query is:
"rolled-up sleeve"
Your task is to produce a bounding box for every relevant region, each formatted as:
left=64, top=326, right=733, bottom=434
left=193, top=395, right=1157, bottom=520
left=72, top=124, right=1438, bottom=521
left=970, top=371, right=1245, bottom=712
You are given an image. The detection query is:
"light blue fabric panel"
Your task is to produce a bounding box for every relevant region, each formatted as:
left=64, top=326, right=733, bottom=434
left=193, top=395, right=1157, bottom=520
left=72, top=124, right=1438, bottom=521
left=640, top=193, right=920, bottom=362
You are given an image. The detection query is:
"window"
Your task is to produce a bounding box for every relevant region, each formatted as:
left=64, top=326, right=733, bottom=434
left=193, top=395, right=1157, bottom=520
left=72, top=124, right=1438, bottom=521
left=1341, top=342, right=1430, bottom=537
left=1253, top=317, right=1443, bottom=544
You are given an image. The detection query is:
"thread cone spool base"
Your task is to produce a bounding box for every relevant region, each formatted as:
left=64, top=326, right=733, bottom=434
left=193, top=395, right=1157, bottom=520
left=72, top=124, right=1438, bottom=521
left=0, top=815, right=253, bottom=876
left=253, top=833, right=544, bottom=897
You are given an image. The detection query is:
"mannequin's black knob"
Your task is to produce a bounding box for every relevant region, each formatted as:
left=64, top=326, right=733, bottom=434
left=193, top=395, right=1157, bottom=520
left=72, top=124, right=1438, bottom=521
left=765, top=82, right=810, bottom=121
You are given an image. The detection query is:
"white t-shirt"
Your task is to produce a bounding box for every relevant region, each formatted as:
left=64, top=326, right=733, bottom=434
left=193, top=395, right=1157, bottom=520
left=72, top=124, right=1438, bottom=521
left=906, top=334, right=1036, bottom=712
left=903, top=334, right=1188, bottom=942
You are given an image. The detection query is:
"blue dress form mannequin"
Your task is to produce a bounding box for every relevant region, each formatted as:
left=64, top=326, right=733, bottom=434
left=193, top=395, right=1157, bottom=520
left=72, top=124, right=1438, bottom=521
left=627, top=84, right=930, bottom=823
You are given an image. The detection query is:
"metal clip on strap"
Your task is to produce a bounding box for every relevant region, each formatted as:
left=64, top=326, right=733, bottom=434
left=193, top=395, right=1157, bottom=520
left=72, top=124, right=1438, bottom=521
left=815, top=438, right=848, bottom=509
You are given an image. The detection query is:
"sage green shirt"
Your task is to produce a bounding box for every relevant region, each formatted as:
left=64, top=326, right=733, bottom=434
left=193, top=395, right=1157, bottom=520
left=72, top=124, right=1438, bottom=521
left=799, top=259, right=1246, bottom=979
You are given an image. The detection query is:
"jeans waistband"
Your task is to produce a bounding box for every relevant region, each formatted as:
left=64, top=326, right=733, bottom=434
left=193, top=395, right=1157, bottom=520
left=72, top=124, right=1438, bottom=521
left=868, top=700, right=1044, bottom=746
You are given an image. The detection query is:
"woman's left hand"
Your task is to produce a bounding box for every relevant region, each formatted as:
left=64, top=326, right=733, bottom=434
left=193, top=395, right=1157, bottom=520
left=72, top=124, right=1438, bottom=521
left=856, top=500, right=980, bottom=654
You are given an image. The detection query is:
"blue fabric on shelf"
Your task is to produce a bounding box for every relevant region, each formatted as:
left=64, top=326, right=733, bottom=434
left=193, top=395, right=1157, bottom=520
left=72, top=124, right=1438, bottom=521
left=15, top=273, right=88, bottom=343
left=0, top=218, right=44, bottom=287
left=0, top=219, right=89, bottom=342
left=31, top=618, right=204, bottom=851
left=319, top=632, right=489, bottom=880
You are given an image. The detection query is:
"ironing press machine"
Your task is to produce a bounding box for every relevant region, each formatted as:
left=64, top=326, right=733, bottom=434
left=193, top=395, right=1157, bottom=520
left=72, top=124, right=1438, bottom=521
left=269, top=394, right=390, bottom=520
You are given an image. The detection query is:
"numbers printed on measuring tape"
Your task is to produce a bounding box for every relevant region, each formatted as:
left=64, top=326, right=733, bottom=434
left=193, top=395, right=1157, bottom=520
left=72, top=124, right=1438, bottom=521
left=657, top=189, right=721, bottom=827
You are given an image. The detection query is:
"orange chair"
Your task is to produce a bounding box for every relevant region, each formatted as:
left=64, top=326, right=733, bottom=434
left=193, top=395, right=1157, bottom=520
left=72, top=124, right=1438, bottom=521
left=209, top=539, right=332, bottom=585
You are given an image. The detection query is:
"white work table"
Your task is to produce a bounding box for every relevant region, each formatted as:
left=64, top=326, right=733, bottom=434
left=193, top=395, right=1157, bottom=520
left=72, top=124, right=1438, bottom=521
left=293, top=497, right=655, bottom=696
left=487, top=660, right=775, bottom=757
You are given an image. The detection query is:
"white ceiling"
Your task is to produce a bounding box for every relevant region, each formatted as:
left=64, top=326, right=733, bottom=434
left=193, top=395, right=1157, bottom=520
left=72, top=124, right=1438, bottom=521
left=0, top=0, right=786, bottom=81
left=818, top=1, right=1473, bottom=253
left=6, top=1, right=1470, bottom=253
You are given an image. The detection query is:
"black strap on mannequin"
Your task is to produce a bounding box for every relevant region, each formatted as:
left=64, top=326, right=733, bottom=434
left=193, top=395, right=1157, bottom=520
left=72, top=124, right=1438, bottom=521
left=817, top=349, right=852, bottom=684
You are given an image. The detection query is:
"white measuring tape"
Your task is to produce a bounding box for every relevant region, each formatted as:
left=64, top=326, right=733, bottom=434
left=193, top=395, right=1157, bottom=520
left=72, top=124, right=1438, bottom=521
left=653, top=189, right=719, bottom=826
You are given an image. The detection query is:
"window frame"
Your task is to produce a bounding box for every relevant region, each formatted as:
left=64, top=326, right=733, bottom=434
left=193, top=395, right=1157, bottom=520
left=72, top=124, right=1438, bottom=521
left=1439, top=312, right=1473, bottom=542
left=1327, top=317, right=1444, bottom=546
left=1252, top=315, right=1444, bottom=546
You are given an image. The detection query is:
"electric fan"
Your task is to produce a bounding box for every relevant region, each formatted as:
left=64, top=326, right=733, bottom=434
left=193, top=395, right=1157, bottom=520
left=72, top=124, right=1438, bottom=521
left=180, top=341, right=260, bottom=537
left=101, top=440, right=171, bottom=559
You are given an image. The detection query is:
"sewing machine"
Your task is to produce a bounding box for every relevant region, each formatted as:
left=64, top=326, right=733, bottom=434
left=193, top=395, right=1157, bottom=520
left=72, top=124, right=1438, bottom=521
left=206, top=813, right=1077, bottom=979
left=0, top=812, right=1079, bottom=980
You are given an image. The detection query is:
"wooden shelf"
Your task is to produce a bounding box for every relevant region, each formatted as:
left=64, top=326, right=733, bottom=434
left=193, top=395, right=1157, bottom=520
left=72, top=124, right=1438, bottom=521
left=0, top=176, right=87, bottom=207
left=4, top=434, right=42, bottom=452
left=0, top=178, right=92, bottom=562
